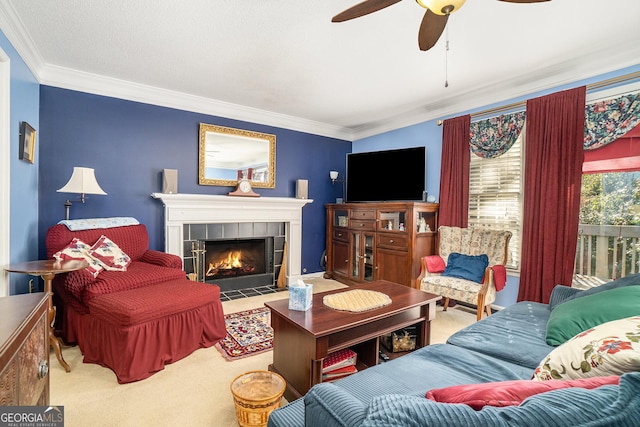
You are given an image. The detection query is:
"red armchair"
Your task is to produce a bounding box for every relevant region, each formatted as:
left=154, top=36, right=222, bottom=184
left=46, top=221, right=226, bottom=383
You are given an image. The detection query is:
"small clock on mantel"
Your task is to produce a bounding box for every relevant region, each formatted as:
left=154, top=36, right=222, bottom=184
left=228, top=179, right=260, bottom=197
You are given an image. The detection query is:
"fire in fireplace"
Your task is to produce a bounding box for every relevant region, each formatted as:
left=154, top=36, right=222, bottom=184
left=198, top=237, right=274, bottom=291
left=206, top=243, right=263, bottom=279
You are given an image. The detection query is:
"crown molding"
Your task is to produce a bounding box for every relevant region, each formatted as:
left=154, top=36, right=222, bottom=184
left=37, top=64, right=355, bottom=141
left=350, top=44, right=640, bottom=140
left=0, top=2, right=44, bottom=74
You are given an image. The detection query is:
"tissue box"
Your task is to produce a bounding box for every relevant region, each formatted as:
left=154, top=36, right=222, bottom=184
left=289, top=281, right=313, bottom=311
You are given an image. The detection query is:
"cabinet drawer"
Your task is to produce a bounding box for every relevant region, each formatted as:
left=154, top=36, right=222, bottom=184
left=19, top=314, right=47, bottom=405
left=333, top=229, right=349, bottom=242
left=377, top=233, right=408, bottom=250
left=350, top=219, right=376, bottom=230
left=350, top=209, right=376, bottom=220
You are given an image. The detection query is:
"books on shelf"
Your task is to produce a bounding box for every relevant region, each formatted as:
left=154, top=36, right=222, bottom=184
left=322, top=348, right=357, bottom=374
left=322, top=365, right=358, bottom=382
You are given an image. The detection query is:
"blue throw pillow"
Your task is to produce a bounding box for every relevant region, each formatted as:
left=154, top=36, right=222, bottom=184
left=441, top=252, right=489, bottom=283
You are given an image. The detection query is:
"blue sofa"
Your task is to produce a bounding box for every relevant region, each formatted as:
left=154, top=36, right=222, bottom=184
left=268, top=275, right=640, bottom=426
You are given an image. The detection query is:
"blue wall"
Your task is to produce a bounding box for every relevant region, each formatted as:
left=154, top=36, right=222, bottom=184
left=0, top=30, right=40, bottom=295
left=353, top=63, right=640, bottom=308
left=6, top=20, right=639, bottom=303
left=38, top=87, right=351, bottom=276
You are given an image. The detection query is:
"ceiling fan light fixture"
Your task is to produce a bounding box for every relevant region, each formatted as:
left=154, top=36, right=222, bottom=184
left=415, top=0, right=466, bottom=15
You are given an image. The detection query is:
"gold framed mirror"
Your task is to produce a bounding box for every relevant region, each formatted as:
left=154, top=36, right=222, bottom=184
left=198, top=123, right=276, bottom=188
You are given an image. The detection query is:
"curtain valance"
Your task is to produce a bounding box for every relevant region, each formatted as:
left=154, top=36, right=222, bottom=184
left=584, top=92, right=640, bottom=150
left=469, top=112, right=525, bottom=158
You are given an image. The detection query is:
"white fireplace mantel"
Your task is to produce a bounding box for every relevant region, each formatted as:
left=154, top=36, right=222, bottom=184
left=151, top=193, right=313, bottom=284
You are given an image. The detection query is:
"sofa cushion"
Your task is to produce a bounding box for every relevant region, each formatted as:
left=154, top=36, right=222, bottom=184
left=82, top=261, right=187, bottom=301
left=313, top=344, right=532, bottom=407
left=88, top=235, right=132, bottom=271
left=421, top=276, right=493, bottom=306
left=359, top=372, right=640, bottom=427
left=442, top=252, right=488, bottom=283
left=53, top=237, right=104, bottom=278
left=546, top=286, right=640, bottom=346
left=554, top=273, right=640, bottom=307
left=425, top=376, right=619, bottom=410
left=87, top=279, right=220, bottom=326
left=299, top=344, right=532, bottom=427
left=447, top=301, right=555, bottom=370
left=62, top=268, right=99, bottom=301
left=304, top=382, right=368, bottom=427
left=534, top=316, right=640, bottom=381
left=548, top=285, right=581, bottom=310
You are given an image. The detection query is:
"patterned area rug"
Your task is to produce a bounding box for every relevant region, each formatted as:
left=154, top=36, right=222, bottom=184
left=215, top=307, right=273, bottom=361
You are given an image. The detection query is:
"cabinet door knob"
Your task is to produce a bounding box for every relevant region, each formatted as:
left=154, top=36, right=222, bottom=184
left=389, top=239, right=394, bottom=243
left=38, top=360, right=49, bottom=379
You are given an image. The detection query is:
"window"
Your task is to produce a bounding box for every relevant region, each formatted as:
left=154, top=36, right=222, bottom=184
left=468, top=131, right=524, bottom=270
left=576, top=90, right=640, bottom=284
left=577, top=169, right=640, bottom=281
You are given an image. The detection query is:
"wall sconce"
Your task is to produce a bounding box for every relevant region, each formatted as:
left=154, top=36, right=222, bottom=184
left=329, top=170, right=346, bottom=203
left=57, top=167, right=107, bottom=220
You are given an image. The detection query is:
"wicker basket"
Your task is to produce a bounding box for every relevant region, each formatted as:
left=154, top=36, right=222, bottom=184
left=230, top=370, right=286, bottom=427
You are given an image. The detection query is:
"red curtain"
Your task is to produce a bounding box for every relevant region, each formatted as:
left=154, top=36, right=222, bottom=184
left=439, top=115, right=471, bottom=227
left=518, top=87, right=586, bottom=304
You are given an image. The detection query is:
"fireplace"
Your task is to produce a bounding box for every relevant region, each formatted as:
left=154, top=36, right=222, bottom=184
left=199, top=237, right=274, bottom=291
left=150, top=193, right=312, bottom=286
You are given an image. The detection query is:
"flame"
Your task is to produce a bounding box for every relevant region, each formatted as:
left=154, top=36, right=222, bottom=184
left=206, top=250, right=245, bottom=275
left=213, top=250, right=243, bottom=269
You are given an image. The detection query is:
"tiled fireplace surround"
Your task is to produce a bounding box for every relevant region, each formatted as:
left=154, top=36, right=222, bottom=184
left=184, top=222, right=284, bottom=288
left=151, top=193, right=312, bottom=288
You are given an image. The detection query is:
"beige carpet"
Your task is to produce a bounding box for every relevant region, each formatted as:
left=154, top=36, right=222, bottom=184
left=49, top=278, right=476, bottom=427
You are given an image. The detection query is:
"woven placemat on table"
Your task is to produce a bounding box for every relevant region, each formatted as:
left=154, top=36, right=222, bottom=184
left=323, top=289, right=392, bottom=312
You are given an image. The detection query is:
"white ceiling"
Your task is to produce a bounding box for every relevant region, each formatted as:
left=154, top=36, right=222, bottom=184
left=1, top=0, right=639, bottom=141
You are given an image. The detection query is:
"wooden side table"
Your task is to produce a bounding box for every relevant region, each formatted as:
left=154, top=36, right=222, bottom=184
left=5, top=259, right=88, bottom=373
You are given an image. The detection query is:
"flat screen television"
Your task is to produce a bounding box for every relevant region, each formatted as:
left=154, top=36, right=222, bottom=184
left=346, top=147, right=426, bottom=203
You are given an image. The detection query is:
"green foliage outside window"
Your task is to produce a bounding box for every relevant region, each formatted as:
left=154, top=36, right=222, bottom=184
left=577, top=172, right=640, bottom=279
left=580, top=172, right=640, bottom=226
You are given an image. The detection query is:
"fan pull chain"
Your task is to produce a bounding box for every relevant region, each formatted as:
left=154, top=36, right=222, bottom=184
left=444, top=24, right=449, bottom=88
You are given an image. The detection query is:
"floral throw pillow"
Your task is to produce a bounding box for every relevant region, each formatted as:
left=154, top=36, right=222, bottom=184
left=533, top=316, right=640, bottom=381
left=88, top=235, right=131, bottom=271
left=52, top=237, right=104, bottom=278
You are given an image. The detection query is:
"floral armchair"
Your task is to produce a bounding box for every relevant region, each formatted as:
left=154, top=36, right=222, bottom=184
left=416, top=226, right=512, bottom=321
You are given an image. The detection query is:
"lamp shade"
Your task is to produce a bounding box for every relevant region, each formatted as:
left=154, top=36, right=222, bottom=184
left=57, top=167, right=107, bottom=195
left=329, top=171, right=339, bottom=180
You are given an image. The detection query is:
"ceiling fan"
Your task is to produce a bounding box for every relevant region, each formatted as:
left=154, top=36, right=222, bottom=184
left=332, top=0, right=551, bottom=52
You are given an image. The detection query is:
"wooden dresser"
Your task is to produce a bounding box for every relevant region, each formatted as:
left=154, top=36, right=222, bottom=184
left=0, top=293, right=50, bottom=406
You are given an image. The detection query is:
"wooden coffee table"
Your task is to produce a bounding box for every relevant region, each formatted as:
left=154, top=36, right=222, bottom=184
left=264, top=280, right=440, bottom=400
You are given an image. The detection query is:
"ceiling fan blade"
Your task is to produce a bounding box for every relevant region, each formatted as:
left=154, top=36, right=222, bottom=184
left=418, top=9, right=448, bottom=51
left=332, top=0, right=403, bottom=22
left=498, top=0, right=551, bottom=3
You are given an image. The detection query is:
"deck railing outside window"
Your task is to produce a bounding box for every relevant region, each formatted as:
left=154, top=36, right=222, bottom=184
left=574, top=224, right=640, bottom=287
